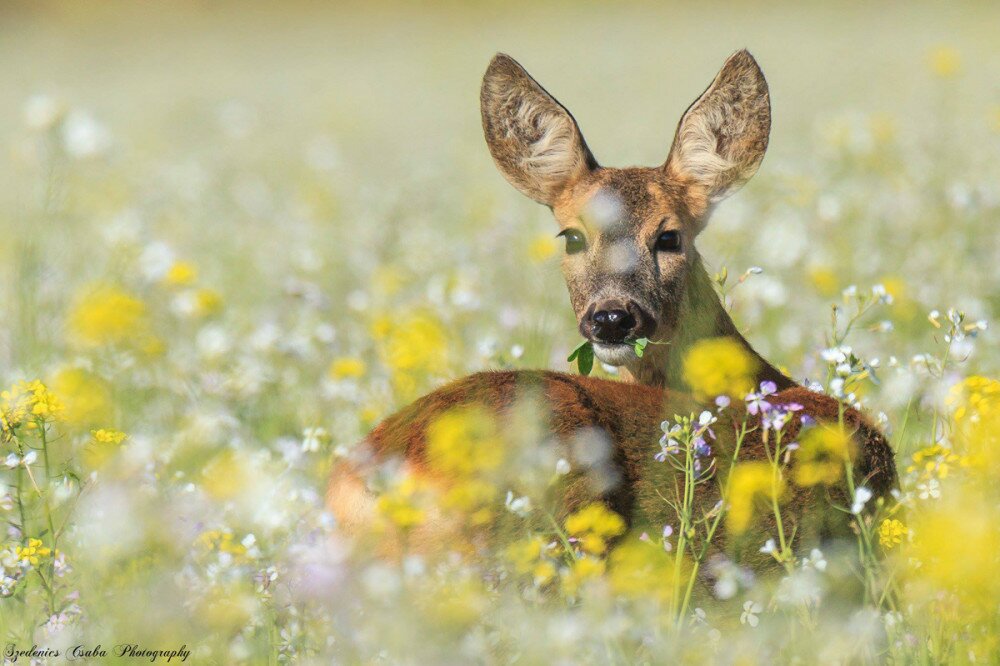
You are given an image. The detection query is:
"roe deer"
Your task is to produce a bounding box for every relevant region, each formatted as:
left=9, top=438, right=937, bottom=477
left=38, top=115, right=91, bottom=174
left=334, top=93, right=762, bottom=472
left=327, top=51, right=896, bottom=565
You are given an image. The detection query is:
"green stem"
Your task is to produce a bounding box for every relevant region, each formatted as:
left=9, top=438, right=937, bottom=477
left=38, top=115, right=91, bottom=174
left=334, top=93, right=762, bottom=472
left=38, top=421, right=60, bottom=612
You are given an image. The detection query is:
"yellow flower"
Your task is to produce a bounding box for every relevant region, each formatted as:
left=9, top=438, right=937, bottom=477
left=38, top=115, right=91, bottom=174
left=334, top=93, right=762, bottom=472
left=879, top=276, right=907, bottom=303
left=906, top=490, right=999, bottom=614
left=27, top=381, right=63, bottom=419
left=202, top=450, right=251, bottom=500
left=793, top=424, right=854, bottom=487
left=50, top=367, right=112, bottom=428
left=164, top=261, right=197, bottom=286
left=506, top=537, right=556, bottom=585
left=16, top=538, right=52, bottom=567
left=506, top=537, right=544, bottom=572
left=83, top=428, right=128, bottom=469
left=420, top=578, right=488, bottom=631
left=565, top=503, right=626, bottom=554
left=927, top=46, right=960, bottom=79
left=947, top=376, right=1000, bottom=475
left=376, top=476, right=428, bottom=530
left=329, top=357, right=366, bottom=380
left=440, top=478, right=497, bottom=525
left=370, top=315, right=393, bottom=341
left=906, top=443, right=963, bottom=481
left=424, top=407, right=503, bottom=522
left=807, top=266, right=838, bottom=297
left=92, top=428, right=127, bottom=445
left=1, top=380, right=63, bottom=435
left=562, top=556, right=605, bottom=596
left=948, top=376, right=1000, bottom=424
left=878, top=518, right=907, bottom=549
left=193, top=289, right=223, bottom=317
left=377, top=311, right=450, bottom=398
left=197, top=530, right=248, bottom=559
left=727, top=462, right=785, bottom=534
left=682, top=336, right=758, bottom=400
left=425, top=407, right=503, bottom=478
left=359, top=405, right=381, bottom=426
left=67, top=284, right=150, bottom=348
left=607, top=540, right=674, bottom=602
left=527, top=234, right=558, bottom=263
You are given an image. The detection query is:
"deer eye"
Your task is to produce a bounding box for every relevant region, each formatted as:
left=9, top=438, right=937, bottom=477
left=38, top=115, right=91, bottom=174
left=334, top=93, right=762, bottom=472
left=655, top=230, right=682, bottom=253
left=558, top=229, right=587, bottom=255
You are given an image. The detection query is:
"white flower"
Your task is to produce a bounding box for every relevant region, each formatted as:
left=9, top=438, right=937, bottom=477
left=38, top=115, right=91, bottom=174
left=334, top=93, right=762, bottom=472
left=61, top=110, right=112, bottom=158
left=504, top=491, right=532, bottom=517
left=821, top=345, right=852, bottom=364
left=917, top=478, right=941, bottom=500
left=759, top=539, right=777, bottom=555
left=23, top=94, right=64, bottom=131
left=662, top=525, right=674, bottom=552
left=301, top=427, right=329, bottom=453
left=802, top=548, right=828, bottom=572
left=555, top=458, right=571, bottom=476
left=851, top=487, right=874, bottom=515
left=139, top=242, right=176, bottom=282
left=4, top=451, right=37, bottom=469
left=740, top=600, right=763, bottom=627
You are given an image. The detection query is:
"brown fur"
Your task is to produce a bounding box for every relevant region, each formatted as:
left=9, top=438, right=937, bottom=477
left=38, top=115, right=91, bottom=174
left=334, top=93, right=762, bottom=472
left=328, top=371, right=897, bottom=562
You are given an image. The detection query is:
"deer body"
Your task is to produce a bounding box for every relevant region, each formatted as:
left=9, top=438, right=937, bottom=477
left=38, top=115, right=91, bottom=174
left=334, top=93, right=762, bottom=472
left=329, top=371, right=896, bottom=562
left=327, top=51, right=897, bottom=561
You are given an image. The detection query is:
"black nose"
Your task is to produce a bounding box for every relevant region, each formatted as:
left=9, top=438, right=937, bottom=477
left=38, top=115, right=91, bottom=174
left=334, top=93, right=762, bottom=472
left=590, top=308, right=637, bottom=343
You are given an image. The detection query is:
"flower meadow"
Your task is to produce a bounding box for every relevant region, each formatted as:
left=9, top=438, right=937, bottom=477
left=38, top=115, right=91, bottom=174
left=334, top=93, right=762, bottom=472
left=3, top=4, right=1000, bottom=664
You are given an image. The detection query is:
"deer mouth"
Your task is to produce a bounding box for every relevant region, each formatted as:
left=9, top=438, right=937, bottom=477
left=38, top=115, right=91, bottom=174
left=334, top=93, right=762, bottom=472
left=591, top=341, right=637, bottom=366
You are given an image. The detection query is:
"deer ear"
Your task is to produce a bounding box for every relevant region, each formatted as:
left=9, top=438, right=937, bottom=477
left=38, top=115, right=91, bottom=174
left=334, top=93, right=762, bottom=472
left=481, top=54, right=598, bottom=207
left=665, top=50, right=770, bottom=216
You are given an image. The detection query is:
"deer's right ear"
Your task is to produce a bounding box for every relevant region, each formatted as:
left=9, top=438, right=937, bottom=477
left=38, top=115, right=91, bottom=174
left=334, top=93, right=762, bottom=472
left=481, top=54, right=598, bottom=207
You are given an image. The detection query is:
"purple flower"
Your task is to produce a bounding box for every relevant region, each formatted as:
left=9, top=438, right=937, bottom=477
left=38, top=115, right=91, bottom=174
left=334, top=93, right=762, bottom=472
left=745, top=381, right=777, bottom=415
left=763, top=407, right=794, bottom=432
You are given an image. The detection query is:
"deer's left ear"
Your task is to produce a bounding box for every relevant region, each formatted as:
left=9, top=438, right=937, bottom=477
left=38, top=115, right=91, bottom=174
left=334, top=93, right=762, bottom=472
left=665, top=50, right=770, bottom=218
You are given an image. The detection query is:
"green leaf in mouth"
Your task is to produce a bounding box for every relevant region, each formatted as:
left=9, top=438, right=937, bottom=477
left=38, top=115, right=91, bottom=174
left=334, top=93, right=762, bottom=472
left=567, top=339, right=594, bottom=376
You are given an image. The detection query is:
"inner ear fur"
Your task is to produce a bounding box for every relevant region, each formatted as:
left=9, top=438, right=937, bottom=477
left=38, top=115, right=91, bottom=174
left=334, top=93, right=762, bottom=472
left=481, top=53, right=598, bottom=206
left=665, top=49, right=771, bottom=217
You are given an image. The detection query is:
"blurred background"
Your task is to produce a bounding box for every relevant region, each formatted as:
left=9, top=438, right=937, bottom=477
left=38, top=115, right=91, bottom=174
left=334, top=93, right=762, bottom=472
left=1, top=0, right=999, bottom=658
left=3, top=1, right=998, bottom=375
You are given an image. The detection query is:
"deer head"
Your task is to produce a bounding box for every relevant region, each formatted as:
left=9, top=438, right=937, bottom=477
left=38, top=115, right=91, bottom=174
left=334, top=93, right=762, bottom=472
left=481, top=50, right=780, bottom=388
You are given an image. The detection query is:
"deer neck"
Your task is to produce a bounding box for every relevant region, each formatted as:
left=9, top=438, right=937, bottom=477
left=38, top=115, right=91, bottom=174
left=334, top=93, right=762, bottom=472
left=622, top=256, right=794, bottom=393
